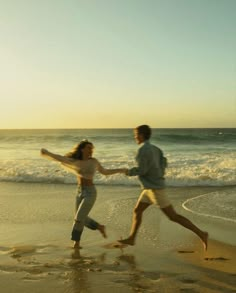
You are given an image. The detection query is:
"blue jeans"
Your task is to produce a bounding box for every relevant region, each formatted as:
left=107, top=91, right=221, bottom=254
left=71, top=185, right=99, bottom=241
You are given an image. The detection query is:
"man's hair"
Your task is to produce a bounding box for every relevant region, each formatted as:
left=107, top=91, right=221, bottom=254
left=136, top=125, right=152, bottom=140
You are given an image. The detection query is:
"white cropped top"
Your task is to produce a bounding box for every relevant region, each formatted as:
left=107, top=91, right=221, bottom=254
left=42, top=152, right=116, bottom=179
left=62, top=158, right=104, bottom=179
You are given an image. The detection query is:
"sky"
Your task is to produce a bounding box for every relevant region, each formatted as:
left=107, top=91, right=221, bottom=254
left=1, top=0, right=235, bottom=129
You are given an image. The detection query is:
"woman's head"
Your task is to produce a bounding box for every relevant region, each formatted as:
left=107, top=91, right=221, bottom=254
left=66, top=139, right=94, bottom=160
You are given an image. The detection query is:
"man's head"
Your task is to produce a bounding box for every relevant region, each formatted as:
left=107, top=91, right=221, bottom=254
left=134, top=125, right=151, bottom=144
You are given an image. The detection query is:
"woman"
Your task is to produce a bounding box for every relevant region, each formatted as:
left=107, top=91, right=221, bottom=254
left=41, top=140, right=127, bottom=249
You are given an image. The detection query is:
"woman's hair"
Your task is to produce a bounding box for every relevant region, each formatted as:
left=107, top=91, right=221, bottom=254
left=136, top=125, right=152, bottom=140
left=65, top=139, right=93, bottom=160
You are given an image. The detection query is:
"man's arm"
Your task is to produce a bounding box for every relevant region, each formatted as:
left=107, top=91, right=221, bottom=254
left=128, top=148, right=150, bottom=176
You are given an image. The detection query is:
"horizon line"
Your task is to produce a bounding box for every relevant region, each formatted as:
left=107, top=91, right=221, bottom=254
left=0, top=127, right=235, bottom=130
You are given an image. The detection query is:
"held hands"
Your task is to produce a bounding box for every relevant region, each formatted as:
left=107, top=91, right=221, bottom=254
left=121, top=168, right=129, bottom=175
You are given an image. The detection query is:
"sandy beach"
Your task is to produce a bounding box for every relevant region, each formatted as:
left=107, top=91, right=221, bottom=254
left=0, top=182, right=235, bottom=292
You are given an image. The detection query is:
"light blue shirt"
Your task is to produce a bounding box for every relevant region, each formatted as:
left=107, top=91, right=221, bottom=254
left=128, top=140, right=165, bottom=189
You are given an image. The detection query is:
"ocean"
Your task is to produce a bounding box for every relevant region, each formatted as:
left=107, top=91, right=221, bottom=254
left=0, top=128, right=236, bottom=293
left=0, top=128, right=235, bottom=186
left=0, top=128, right=236, bottom=236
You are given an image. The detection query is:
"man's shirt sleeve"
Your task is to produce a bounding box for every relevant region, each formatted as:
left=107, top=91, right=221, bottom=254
left=128, top=147, right=150, bottom=176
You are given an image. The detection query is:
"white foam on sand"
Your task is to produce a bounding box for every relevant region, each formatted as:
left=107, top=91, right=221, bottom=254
left=182, top=190, right=236, bottom=223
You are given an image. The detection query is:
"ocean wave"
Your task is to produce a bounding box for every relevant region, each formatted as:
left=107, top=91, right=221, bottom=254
left=0, top=163, right=235, bottom=187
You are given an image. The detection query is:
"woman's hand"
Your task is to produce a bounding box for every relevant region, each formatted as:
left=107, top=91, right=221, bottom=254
left=121, top=168, right=129, bottom=175
left=40, top=148, right=49, bottom=155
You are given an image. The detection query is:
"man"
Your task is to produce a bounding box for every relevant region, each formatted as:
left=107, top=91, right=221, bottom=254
left=119, top=125, right=208, bottom=250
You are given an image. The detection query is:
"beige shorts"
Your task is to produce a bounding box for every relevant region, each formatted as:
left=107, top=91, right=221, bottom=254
left=138, top=189, right=170, bottom=208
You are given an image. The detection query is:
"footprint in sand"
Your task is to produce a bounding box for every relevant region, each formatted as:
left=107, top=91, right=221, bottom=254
left=204, top=257, right=229, bottom=261
left=179, top=278, right=198, bottom=292
left=0, top=246, right=12, bottom=254
left=9, top=246, right=37, bottom=259
left=180, top=278, right=198, bottom=284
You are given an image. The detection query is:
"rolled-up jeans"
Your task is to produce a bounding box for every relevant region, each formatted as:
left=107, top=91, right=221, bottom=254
left=71, top=185, right=99, bottom=241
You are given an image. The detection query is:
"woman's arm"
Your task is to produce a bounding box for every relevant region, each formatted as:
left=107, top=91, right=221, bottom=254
left=40, top=148, right=75, bottom=165
left=96, top=159, right=127, bottom=175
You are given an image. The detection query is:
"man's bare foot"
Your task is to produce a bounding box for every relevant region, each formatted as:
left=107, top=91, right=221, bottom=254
left=73, top=242, right=82, bottom=249
left=117, top=238, right=135, bottom=246
left=200, top=232, right=208, bottom=251
left=99, top=225, right=107, bottom=238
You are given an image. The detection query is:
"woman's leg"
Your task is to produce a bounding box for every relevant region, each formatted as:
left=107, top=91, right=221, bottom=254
left=85, top=217, right=107, bottom=238
left=78, top=186, right=107, bottom=238
left=72, top=193, right=83, bottom=248
left=71, top=187, right=97, bottom=247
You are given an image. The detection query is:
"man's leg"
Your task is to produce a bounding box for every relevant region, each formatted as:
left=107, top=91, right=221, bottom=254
left=161, top=205, right=208, bottom=250
left=119, top=201, right=150, bottom=245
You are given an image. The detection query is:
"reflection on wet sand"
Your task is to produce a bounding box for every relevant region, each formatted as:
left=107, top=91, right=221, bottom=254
left=70, top=250, right=90, bottom=293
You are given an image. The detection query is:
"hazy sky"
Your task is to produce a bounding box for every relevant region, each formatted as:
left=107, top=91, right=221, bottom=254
left=1, top=0, right=235, bottom=129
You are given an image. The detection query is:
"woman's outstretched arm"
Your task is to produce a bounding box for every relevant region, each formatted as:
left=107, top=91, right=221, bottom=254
left=40, top=148, right=75, bottom=165
left=96, top=159, right=128, bottom=175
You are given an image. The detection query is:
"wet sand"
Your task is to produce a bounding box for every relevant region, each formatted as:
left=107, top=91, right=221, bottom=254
left=0, top=182, right=235, bottom=292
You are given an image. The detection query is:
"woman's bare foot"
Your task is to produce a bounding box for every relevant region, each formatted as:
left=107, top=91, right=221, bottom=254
left=73, top=241, right=82, bottom=249
left=98, top=225, right=107, bottom=238
left=118, top=237, right=135, bottom=246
